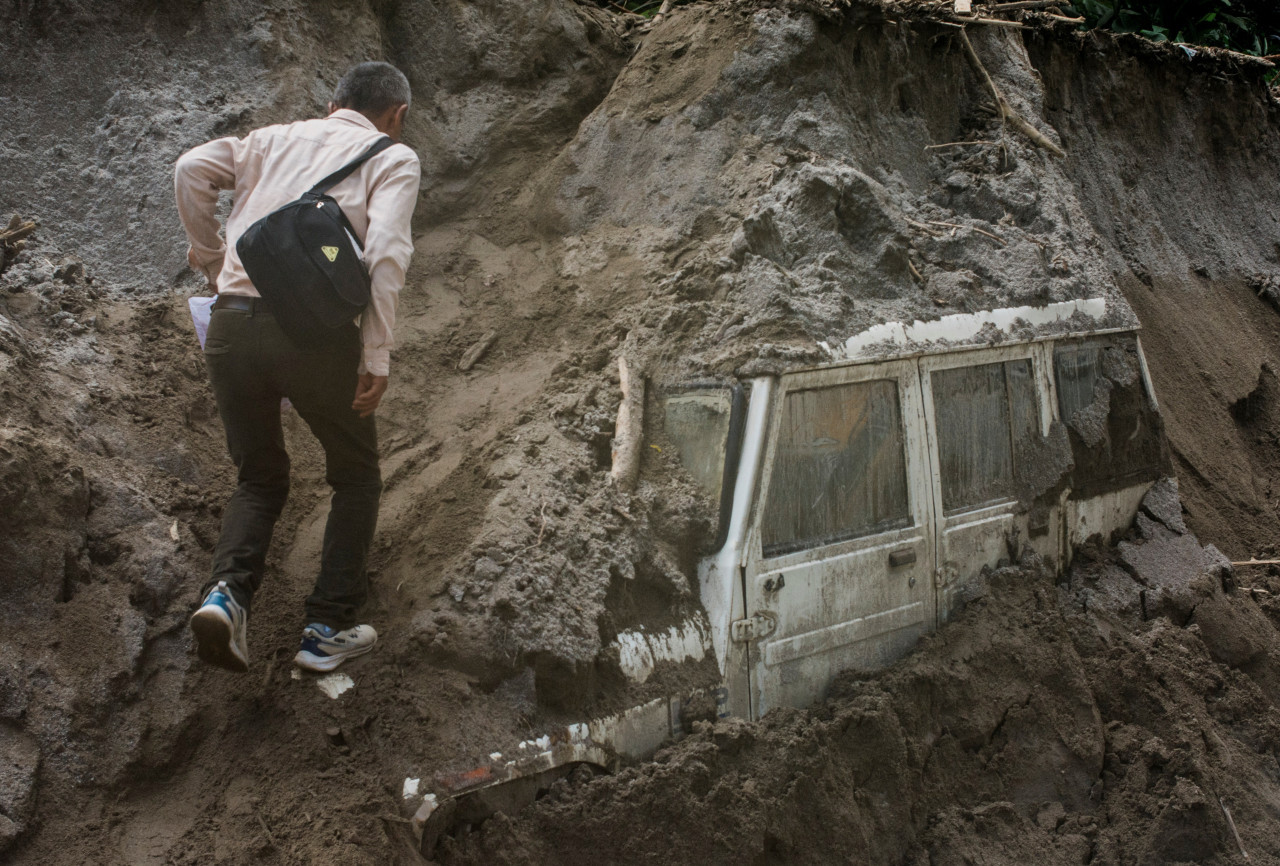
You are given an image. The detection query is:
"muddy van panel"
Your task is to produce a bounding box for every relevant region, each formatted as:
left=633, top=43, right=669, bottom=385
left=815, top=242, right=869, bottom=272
left=1051, top=333, right=1168, bottom=499
left=421, top=308, right=1169, bottom=846
left=919, top=343, right=1063, bottom=625
left=743, top=359, right=936, bottom=718
left=723, top=327, right=1162, bottom=717
left=697, top=376, right=774, bottom=722
left=661, top=383, right=747, bottom=550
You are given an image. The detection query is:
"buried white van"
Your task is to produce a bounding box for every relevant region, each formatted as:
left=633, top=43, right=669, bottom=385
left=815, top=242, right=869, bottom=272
left=416, top=299, right=1168, bottom=852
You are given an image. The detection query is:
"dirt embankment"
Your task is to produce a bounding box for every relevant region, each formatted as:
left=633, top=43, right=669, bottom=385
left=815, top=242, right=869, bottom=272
left=450, top=506, right=1280, bottom=865
left=4, top=0, right=1280, bottom=863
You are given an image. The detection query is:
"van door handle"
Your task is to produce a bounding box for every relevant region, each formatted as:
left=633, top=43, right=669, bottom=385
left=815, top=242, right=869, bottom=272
left=888, top=548, right=917, bottom=567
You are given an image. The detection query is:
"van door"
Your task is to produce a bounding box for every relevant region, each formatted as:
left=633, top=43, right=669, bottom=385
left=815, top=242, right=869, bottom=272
left=740, top=360, right=936, bottom=719
left=918, top=346, right=1056, bottom=622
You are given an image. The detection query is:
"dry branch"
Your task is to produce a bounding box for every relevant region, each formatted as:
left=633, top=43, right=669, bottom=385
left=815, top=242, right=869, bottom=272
left=457, top=331, right=497, bottom=371
left=1, top=215, right=37, bottom=275
left=984, top=0, right=1062, bottom=11
left=907, top=217, right=1007, bottom=245
left=610, top=354, right=645, bottom=491
left=930, top=220, right=1006, bottom=244
left=925, top=139, right=997, bottom=149
left=956, top=16, right=1027, bottom=28
left=1219, top=798, right=1250, bottom=862
left=957, top=28, right=1066, bottom=158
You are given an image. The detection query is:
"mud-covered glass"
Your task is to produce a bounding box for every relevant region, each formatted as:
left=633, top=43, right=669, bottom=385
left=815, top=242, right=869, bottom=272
left=1054, top=336, right=1166, bottom=496
left=761, top=379, right=911, bottom=557
left=933, top=359, right=1036, bottom=514
left=1054, top=342, right=1101, bottom=423
left=664, top=390, right=734, bottom=504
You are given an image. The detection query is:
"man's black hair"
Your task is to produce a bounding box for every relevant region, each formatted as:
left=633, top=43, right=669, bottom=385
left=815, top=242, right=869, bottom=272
left=332, top=62, right=411, bottom=116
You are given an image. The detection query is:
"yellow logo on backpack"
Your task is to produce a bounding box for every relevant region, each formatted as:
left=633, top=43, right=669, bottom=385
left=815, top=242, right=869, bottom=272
left=321, top=246, right=339, bottom=262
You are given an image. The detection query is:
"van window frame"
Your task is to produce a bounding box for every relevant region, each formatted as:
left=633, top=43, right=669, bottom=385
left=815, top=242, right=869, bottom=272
left=917, top=341, right=1055, bottom=540
left=659, top=382, right=748, bottom=552
left=1048, top=333, right=1167, bottom=498
left=750, top=358, right=932, bottom=566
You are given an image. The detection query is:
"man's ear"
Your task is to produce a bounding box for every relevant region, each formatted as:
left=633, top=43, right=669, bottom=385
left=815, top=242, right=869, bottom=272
left=327, top=101, right=337, bottom=115
left=394, top=104, right=408, bottom=127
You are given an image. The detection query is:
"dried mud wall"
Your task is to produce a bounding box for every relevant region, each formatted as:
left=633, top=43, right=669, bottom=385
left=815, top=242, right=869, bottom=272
left=1027, top=32, right=1280, bottom=559
left=5, top=0, right=1280, bottom=863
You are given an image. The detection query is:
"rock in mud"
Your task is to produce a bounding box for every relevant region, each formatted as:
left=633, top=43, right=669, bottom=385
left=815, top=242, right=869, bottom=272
left=0, top=727, right=40, bottom=854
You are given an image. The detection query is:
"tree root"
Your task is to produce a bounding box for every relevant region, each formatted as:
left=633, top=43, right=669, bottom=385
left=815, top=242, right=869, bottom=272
left=957, top=28, right=1066, bottom=158
left=1, top=214, right=37, bottom=275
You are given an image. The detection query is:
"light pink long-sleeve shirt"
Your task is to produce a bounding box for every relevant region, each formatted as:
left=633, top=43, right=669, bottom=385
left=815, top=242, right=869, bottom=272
left=174, top=109, right=421, bottom=376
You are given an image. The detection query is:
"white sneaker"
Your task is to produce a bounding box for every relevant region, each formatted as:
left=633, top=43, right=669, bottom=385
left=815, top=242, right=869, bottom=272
left=190, top=580, right=250, bottom=672
left=293, top=623, right=378, bottom=672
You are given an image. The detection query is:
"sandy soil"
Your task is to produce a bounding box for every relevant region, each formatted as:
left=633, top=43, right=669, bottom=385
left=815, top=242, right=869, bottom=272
left=5, top=0, right=1280, bottom=863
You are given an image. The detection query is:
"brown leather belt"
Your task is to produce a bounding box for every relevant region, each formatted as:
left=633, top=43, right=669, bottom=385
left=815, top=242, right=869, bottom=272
left=212, top=294, right=271, bottom=314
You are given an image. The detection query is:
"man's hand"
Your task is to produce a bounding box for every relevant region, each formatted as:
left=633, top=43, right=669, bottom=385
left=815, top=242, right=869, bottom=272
left=353, top=373, right=388, bottom=418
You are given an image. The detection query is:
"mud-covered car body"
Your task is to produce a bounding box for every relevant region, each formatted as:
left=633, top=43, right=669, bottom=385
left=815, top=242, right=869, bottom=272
left=417, top=299, right=1167, bottom=853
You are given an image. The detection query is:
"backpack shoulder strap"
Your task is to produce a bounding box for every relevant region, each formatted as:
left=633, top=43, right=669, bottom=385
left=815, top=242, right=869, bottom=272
left=306, top=136, right=396, bottom=196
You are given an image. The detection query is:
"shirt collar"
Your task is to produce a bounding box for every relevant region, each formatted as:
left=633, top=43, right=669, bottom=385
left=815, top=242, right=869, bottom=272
left=329, top=108, right=379, bottom=132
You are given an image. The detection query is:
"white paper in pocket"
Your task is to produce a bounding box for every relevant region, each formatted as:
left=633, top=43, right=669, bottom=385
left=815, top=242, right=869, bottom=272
left=189, top=295, right=292, bottom=412
left=188, top=295, right=215, bottom=349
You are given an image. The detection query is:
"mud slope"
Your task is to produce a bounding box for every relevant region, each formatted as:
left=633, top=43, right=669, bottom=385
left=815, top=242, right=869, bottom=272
left=4, top=0, right=1280, bottom=864
left=452, top=526, right=1280, bottom=866
left=1028, top=31, right=1280, bottom=559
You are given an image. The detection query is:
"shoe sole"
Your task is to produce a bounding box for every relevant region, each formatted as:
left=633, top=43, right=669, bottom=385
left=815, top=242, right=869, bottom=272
left=293, top=640, right=376, bottom=673
left=190, top=607, right=249, bottom=673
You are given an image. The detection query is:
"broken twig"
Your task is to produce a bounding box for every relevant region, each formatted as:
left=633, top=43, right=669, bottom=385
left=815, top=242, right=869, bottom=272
left=1219, top=798, right=1250, bottom=862
left=610, top=354, right=645, bottom=492
left=925, top=139, right=997, bottom=150
left=907, top=217, right=1007, bottom=246
left=1, top=215, right=37, bottom=274
left=534, top=499, right=549, bottom=547
left=957, top=28, right=1066, bottom=158
left=457, top=330, right=497, bottom=372
left=256, top=812, right=279, bottom=849
left=1231, top=559, right=1280, bottom=567
left=929, top=220, right=1007, bottom=245
left=955, top=16, right=1027, bottom=28
left=985, top=0, right=1062, bottom=11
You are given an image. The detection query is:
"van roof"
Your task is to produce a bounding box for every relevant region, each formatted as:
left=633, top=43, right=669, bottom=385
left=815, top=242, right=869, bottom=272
left=813, top=298, right=1138, bottom=371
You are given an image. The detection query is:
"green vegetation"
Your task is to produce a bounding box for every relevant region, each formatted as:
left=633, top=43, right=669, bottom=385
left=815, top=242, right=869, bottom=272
left=1066, top=0, right=1280, bottom=57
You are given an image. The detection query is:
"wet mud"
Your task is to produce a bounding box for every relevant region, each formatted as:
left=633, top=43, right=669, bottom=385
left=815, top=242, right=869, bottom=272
left=5, top=0, right=1280, bottom=863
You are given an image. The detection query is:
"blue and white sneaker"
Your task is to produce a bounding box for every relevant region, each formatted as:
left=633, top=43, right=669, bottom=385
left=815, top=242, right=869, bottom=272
left=294, top=623, right=378, bottom=672
left=190, top=580, right=249, bottom=672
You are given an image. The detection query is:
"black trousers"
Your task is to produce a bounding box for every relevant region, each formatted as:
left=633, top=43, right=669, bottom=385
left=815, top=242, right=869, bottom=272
left=201, top=305, right=381, bottom=629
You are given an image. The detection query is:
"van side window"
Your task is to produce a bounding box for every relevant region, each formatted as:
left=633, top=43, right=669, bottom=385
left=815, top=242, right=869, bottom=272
left=932, top=359, right=1037, bottom=514
left=664, top=390, right=734, bottom=503
left=662, top=385, right=746, bottom=551
left=761, top=380, right=911, bottom=557
left=1053, top=336, right=1166, bottom=496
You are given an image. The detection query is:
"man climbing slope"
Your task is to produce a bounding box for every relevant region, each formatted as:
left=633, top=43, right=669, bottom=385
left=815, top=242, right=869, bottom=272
left=174, top=62, right=421, bottom=673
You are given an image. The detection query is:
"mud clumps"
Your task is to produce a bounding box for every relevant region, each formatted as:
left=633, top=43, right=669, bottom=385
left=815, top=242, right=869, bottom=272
left=448, top=532, right=1280, bottom=865
left=5, top=0, right=1280, bottom=861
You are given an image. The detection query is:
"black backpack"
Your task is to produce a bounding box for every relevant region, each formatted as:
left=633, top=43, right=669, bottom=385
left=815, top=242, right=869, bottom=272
left=235, top=136, right=395, bottom=348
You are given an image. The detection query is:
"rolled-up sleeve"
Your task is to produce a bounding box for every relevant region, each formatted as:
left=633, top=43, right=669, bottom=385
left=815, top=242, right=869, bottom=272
left=360, top=150, right=421, bottom=376
left=174, top=137, right=239, bottom=286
